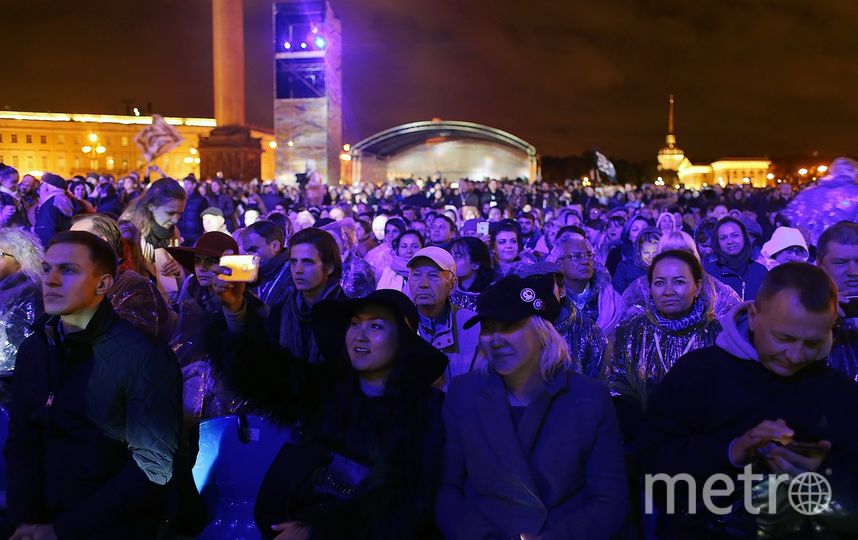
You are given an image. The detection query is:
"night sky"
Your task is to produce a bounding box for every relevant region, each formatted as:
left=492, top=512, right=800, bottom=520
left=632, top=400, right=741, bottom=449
left=3, top=0, right=856, bottom=161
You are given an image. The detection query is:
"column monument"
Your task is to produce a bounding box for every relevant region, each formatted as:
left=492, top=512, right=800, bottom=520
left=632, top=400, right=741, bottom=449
left=199, top=0, right=262, bottom=181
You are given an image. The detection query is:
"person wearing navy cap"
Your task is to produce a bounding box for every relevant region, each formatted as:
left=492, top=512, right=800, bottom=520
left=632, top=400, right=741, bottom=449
left=437, top=275, right=629, bottom=540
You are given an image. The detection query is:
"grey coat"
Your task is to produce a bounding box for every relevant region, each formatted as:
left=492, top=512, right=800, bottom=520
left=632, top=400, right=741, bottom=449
left=437, top=369, right=629, bottom=540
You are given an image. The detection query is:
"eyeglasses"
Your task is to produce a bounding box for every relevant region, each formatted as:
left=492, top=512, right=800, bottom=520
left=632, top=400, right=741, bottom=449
left=558, top=251, right=594, bottom=262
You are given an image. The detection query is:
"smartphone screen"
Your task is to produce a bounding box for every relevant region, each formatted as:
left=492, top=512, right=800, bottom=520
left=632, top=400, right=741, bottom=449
left=219, top=254, right=260, bottom=282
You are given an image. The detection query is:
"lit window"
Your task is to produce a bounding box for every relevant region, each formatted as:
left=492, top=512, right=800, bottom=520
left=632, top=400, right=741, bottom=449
left=121, top=136, right=129, bottom=147
left=57, top=155, right=66, bottom=169
left=11, top=134, right=18, bottom=143
left=0, top=134, right=3, bottom=143
left=41, top=156, right=48, bottom=169
left=56, top=134, right=65, bottom=145
left=11, top=156, right=19, bottom=167
left=107, top=157, right=115, bottom=170
left=25, top=135, right=32, bottom=144
left=40, top=135, right=47, bottom=144
left=74, top=156, right=81, bottom=169
left=26, top=156, right=34, bottom=169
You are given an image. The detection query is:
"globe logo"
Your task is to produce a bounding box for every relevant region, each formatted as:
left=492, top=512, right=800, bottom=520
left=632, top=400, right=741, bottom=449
left=788, top=472, right=832, bottom=516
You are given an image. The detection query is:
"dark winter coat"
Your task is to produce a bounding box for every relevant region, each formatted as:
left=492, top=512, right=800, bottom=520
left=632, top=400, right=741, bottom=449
left=703, top=257, right=768, bottom=301
left=34, top=195, right=72, bottom=248
left=4, top=300, right=182, bottom=540
left=639, top=319, right=858, bottom=539
left=214, top=306, right=445, bottom=539
left=178, top=190, right=208, bottom=247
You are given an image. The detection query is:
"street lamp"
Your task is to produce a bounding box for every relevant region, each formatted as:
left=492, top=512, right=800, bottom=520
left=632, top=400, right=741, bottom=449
left=81, top=133, right=107, bottom=171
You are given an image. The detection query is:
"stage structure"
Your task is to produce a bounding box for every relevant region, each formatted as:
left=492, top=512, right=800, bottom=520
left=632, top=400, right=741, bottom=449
left=273, top=1, right=342, bottom=184
left=349, top=120, right=539, bottom=184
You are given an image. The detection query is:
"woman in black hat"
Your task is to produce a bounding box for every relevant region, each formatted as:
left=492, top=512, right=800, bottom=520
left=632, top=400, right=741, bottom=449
left=211, top=287, right=448, bottom=540
left=436, top=275, right=628, bottom=540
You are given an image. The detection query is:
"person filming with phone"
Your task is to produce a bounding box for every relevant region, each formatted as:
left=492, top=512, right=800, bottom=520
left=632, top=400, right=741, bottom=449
left=639, top=262, right=858, bottom=539
left=815, top=221, right=858, bottom=383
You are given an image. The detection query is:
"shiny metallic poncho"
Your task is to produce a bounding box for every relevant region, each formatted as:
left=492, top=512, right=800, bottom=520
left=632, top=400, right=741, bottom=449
left=619, top=273, right=741, bottom=323
left=782, top=171, right=858, bottom=247
left=555, top=296, right=607, bottom=379
left=0, top=274, right=43, bottom=375
left=607, top=308, right=722, bottom=409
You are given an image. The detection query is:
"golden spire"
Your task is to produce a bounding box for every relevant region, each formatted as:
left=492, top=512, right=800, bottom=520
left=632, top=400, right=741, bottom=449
left=665, top=94, right=676, bottom=147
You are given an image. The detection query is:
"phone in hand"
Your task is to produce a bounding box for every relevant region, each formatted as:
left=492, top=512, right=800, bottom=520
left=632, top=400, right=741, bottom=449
left=477, top=221, right=490, bottom=236
left=218, top=254, right=260, bottom=282
left=783, top=441, right=829, bottom=456
left=843, top=296, right=858, bottom=318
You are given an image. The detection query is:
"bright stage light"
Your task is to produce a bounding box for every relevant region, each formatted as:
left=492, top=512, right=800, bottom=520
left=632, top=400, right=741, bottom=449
left=311, top=27, right=319, bottom=34
left=268, top=140, right=277, bottom=149
left=766, top=173, right=775, bottom=180
left=314, top=36, right=326, bottom=49
left=284, top=41, right=292, bottom=49
left=817, top=165, right=828, bottom=173
left=300, top=42, right=307, bottom=49
left=798, top=168, right=808, bottom=175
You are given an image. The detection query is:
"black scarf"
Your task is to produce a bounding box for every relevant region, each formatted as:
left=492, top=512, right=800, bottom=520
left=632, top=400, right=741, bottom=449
left=147, top=221, right=176, bottom=250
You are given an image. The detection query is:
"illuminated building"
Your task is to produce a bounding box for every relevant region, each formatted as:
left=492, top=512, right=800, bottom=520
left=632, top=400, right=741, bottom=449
left=657, top=95, right=690, bottom=172
left=349, top=119, right=539, bottom=184
left=0, top=110, right=275, bottom=180
left=656, top=95, right=771, bottom=189
left=273, top=0, right=342, bottom=184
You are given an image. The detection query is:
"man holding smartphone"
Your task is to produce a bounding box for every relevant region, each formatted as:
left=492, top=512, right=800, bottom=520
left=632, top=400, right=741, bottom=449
left=639, top=263, right=858, bottom=539
left=816, top=221, right=858, bottom=383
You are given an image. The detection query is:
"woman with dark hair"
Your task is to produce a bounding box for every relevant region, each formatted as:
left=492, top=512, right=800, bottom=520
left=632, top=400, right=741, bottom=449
left=608, top=250, right=722, bottom=413
left=0, top=164, right=29, bottom=228
left=693, top=217, right=718, bottom=260
left=120, top=177, right=188, bottom=300
left=213, top=288, right=447, bottom=539
left=612, top=226, right=662, bottom=294
left=449, top=237, right=494, bottom=311
left=704, top=217, right=768, bottom=300
left=491, top=219, right=533, bottom=278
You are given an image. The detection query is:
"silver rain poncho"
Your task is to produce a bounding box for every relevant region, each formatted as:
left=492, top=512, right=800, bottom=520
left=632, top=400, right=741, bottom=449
left=607, top=296, right=722, bottom=409
left=0, top=272, right=43, bottom=375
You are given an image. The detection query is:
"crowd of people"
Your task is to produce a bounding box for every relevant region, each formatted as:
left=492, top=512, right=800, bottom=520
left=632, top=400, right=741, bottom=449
left=0, top=156, right=856, bottom=540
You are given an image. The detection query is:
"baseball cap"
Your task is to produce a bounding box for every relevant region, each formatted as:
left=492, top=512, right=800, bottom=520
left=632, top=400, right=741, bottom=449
left=463, top=274, right=561, bottom=329
left=407, top=246, right=456, bottom=273
left=201, top=206, right=224, bottom=218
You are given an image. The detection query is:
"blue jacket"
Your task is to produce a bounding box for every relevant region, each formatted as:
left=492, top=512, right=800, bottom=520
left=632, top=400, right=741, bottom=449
left=703, top=258, right=768, bottom=301
left=437, top=370, right=629, bottom=540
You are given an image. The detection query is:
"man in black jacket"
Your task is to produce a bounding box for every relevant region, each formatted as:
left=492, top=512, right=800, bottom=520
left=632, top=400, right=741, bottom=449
left=5, top=231, right=182, bottom=540
left=640, top=263, right=858, bottom=539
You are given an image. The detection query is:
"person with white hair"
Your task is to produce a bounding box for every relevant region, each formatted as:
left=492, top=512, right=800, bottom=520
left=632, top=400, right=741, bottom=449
left=0, top=227, right=44, bottom=377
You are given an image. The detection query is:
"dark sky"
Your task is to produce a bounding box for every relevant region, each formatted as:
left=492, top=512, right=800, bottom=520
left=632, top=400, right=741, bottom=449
left=3, top=0, right=856, bottom=161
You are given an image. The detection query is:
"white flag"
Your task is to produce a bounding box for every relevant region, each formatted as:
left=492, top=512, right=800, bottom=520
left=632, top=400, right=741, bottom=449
left=595, top=150, right=617, bottom=180
left=135, top=115, right=184, bottom=162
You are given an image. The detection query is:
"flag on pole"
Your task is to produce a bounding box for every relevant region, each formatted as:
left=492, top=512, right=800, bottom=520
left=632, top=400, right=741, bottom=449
left=594, top=150, right=617, bottom=182
left=135, top=114, right=184, bottom=162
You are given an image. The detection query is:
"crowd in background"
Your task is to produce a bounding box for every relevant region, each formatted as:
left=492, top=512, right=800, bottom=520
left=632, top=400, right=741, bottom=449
left=0, top=156, right=856, bottom=540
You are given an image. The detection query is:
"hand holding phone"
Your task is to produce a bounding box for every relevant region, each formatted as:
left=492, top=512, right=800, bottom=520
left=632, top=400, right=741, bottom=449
left=477, top=221, right=490, bottom=236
